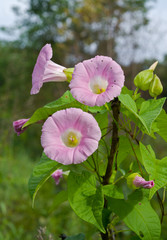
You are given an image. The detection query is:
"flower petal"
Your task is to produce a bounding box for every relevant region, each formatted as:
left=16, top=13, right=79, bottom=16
left=31, top=44, right=67, bottom=95
left=70, top=55, right=125, bottom=106
left=41, top=108, right=101, bottom=165
left=31, top=44, right=52, bottom=94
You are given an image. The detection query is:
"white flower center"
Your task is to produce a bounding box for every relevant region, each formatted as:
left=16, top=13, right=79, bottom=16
left=61, top=128, right=81, bottom=148
left=90, top=76, right=108, bottom=94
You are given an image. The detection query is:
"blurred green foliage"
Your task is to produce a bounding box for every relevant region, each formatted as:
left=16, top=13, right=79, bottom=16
left=0, top=0, right=167, bottom=239
left=0, top=152, right=100, bottom=240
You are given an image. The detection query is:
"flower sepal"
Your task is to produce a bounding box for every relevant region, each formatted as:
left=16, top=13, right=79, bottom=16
left=134, top=69, right=154, bottom=91
left=63, top=68, right=74, bottom=82
left=149, top=74, right=163, bottom=98
left=127, top=173, right=140, bottom=190
left=149, top=61, right=158, bottom=71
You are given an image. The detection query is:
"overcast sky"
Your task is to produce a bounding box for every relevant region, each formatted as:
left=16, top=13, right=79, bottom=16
left=0, top=0, right=167, bottom=63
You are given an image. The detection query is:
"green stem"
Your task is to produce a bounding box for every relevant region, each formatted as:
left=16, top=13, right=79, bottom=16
left=162, top=187, right=166, bottom=204
left=105, top=103, right=119, bottom=128
left=113, top=175, right=125, bottom=184
left=101, top=127, right=113, bottom=139
left=120, top=124, right=139, bottom=145
left=128, top=135, right=143, bottom=176
left=135, top=127, right=141, bottom=138
left=133, top=125, right=137, bottom=139
left=133, top=87, right=139, bottom=97
left=140, top=132, right=145, bottom=142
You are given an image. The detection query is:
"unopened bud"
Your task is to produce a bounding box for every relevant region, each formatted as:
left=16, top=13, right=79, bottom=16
left=52, top=169, right=63, bottom=185
left=127, top=173, right=154, bottom=190
left=149, top=74, right=163, bottom=98
left=13, top=118, right=30, bottom=136
left=149, top=61, right=158, bottom=71
left=63, top=68, right=74, bottom=82
left=134, top=70, right=153, bottom=91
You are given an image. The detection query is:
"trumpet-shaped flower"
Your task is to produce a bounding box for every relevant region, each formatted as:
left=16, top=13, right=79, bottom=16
left=127, top=173, right=154, bottom=190
left=31, top=44, right=67, bottom=95
left=41, top=108, right=101, bottom=165
left=13, top=118, right=30, bottom=136
left=52, top=169, right=63, bottom=185
left=69, top=56, right=125, bottom=106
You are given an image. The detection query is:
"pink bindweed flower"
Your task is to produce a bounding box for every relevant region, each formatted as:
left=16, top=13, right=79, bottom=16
left=133, top=175, right=154, bottom=189
left=127, top=173, right=154, bottom=190
left=52, top=169, right=63, bottom=185
left=41, top=108, right=101, bottom=165
left=31, top=44, right=67, bottom=95
left=69, top=56, right=125, bottom=106
left=13, top=118, right=30, bottom=136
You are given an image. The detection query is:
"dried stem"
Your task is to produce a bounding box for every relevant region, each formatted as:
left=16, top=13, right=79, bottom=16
left=103, top=98, right=120, bottom=185
left=100, top=98, right=120, bottom=240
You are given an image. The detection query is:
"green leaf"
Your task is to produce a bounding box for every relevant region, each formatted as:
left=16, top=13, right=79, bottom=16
left=103, top=184, right=124, bottom=199
left=140, top=142, right=167, bottom=199
left=83, top=112, right=109, bottom=176
left=119, top=94, right=138, bottom=114
left=84, top=138, right=109, bottom=176
left=95, top=111, right=108, bottom=135
left=119, top=94, right=148, bottom=131
left=117, top=135, right=133, bottom=166
left=68, top=171, right=105, bottom=233
left=66, top=233, right=85, bottom=240
left=136, top=97, right=145, bottom=110
left=23, top=91, right=83, bottom=128
left=139, top=98, right=166, bottom=133
left=119, top=94, right=165, bottom=133
left=121, top=86, right=134, bottom=96
left=28, top=153, right=60, bottom=206
left=155, top=109, right=167, bottom=142
left=88, top=105, right=106, bottom=113
left=108, top=191, right=161, bottom=240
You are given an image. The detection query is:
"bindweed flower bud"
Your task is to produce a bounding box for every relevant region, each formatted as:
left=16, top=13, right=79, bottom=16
left=134, top=70, right=154, bottom=91
left=149, top=61, right=158, bottom=71
left=13, top=118, right=30, bottom=136
left=149, top=74, right=163, bottom=98
left=127, top=173, right=154, bottom=190
left=52, top=169, right=63, bottom=185
left=63, top=68, right=74, bottom=82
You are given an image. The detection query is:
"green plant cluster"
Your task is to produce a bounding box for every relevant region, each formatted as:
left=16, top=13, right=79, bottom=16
left=25, top=67, right=167, bottom=239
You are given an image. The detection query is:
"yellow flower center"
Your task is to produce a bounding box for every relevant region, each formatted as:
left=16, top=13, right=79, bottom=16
left=90, top=76, right=108, bottom=94
left=61, top=129, right=81, bottom=148
left=92, top=84, right=106, bottom=94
